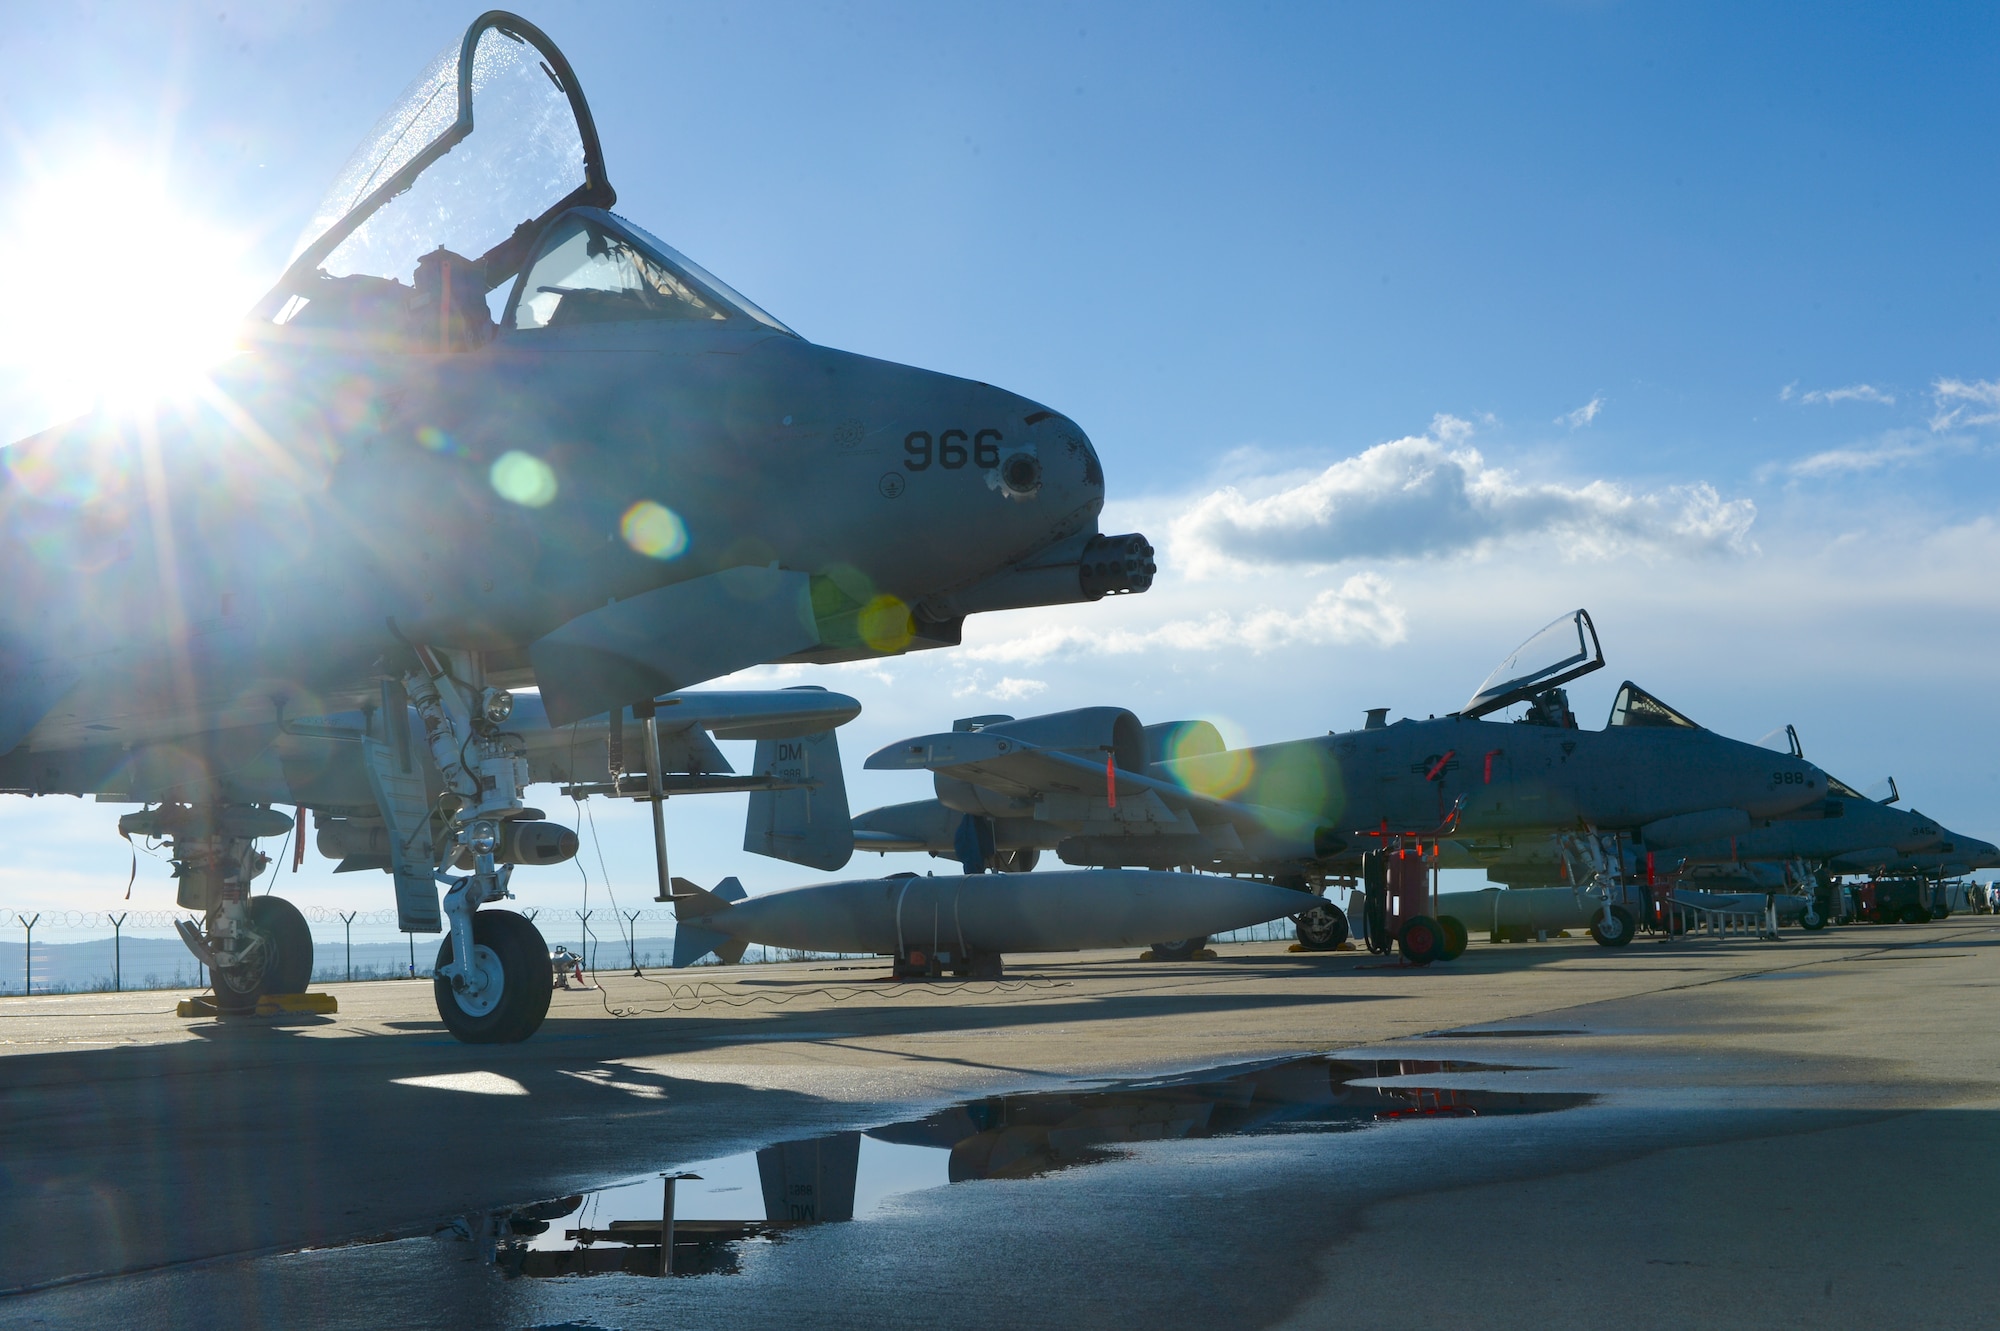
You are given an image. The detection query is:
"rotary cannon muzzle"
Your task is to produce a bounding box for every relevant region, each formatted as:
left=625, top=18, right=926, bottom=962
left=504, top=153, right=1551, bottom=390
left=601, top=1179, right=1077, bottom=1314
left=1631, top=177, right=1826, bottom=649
left=1079, top=533, right=1157, bottom=598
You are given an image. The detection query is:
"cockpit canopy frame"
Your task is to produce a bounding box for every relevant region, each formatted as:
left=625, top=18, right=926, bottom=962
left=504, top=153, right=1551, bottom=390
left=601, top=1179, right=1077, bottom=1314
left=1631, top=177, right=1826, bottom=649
left=253, top=9, right=613, bottom=321
left=1606, top=680, right=1704, bottom=731
left=1459, top=609, right=1604, bottom=720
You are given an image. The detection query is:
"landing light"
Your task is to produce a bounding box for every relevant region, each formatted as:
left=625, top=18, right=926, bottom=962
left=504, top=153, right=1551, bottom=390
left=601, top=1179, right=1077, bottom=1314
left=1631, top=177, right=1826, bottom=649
left=480, top=687, right=515, bottom=726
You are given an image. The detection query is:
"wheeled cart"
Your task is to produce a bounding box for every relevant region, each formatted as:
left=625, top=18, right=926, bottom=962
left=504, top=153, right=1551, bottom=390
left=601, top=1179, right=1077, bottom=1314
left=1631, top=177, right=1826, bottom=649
left=1360, top=842, right=1467, bottom=965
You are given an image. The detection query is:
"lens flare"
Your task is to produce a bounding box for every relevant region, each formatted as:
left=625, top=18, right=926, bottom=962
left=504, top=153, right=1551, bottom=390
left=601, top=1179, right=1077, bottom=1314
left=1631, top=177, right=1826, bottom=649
left=857, top=593, right=915, bottom=654
left=1175, top=747, right=1257, bottom=800
left=1160, top=717, right=1257, bottom=800
left=619, top=501, right=688, bottom=559
left=416, top=426, right=466, bottom=456
left=490, top=451, right=558, bottom=507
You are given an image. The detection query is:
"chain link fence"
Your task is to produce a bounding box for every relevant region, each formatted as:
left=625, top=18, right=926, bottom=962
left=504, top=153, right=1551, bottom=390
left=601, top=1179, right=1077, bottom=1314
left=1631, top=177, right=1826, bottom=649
left=0, top=904, right=1304, bottom=998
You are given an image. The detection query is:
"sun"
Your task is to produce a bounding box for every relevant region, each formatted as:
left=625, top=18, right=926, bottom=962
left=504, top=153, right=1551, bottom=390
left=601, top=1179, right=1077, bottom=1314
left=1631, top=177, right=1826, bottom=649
left=0, top=155, right=266, bottom=433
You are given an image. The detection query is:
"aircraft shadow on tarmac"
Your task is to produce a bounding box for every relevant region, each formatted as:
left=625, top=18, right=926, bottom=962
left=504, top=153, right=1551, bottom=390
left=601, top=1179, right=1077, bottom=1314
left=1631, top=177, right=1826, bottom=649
left=6, top=924, right=1987, bottom=1295
left=0, top=978, right=1410, bottom=1294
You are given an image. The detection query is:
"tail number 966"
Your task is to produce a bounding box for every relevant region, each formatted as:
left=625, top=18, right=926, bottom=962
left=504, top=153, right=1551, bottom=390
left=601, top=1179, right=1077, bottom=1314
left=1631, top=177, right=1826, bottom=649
left=905, top=429, right=1002, bottom=471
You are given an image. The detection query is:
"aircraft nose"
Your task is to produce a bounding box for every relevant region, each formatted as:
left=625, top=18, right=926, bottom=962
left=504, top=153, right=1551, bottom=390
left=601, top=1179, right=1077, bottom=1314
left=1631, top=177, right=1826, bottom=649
left=1742, top=754, right=1830, bottom=817
left=1014, top=409, right=1105, bottom=511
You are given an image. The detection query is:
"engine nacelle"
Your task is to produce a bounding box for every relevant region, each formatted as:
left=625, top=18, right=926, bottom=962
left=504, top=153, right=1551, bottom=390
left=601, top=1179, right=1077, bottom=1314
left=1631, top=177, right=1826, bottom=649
left=1143, top=719, right=1225, bottom=766
left=979, top=707, right=1147, bottom=770
left=935, top=707, right=1148, bottom=817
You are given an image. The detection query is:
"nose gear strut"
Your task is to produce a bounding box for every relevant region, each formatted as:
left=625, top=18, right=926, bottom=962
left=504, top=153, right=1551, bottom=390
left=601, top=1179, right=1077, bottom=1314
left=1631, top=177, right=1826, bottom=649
left=396, top=642, right=553, bottom=1042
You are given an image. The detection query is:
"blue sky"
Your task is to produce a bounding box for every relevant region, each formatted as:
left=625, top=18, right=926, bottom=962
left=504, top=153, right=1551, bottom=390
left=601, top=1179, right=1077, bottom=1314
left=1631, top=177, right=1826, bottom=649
left=1, top=2, right=1996, bottom=930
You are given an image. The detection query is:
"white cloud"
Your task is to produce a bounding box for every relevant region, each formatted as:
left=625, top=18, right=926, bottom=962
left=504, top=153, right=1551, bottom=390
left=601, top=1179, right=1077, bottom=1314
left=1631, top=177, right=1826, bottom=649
left=1558, top=396, right=1604, bottom=428
left=1931, top=377, right=2000, bottom=430
left=1780, top=432, right=1938, bottom=478
left=951, top=673, right=1048, bottom=701
left=1787, top=383, right=1897, bottom=406
left=960, top=572, right=1407, bottom=666
left=1169, top=416, right=1756, bottom=572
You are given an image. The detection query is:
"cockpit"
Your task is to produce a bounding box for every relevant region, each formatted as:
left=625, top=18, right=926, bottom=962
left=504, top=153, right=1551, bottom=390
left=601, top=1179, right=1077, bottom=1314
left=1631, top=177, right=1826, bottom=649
left=1459, top=609, right=1604, bottom=728
left=1605, top=680, right=1702, bottom=730
left=1459, top=611, right=1721, bottom=733
left=250, top=12, right=793, bottom=349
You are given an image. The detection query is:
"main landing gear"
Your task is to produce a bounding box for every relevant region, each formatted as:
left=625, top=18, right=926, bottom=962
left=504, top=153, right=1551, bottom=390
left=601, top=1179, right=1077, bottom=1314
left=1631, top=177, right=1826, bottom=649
left=1293, top=899, right=1350, bottom=951
left=1147, top=936, right=1210, bottom=962
left=119, top=803, right=313, bottom=1013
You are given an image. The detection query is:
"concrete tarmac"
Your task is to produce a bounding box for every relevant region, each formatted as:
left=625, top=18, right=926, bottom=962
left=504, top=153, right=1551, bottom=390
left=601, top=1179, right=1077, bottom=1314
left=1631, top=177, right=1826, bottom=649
left=3, top=919, right=1999, bottom=1328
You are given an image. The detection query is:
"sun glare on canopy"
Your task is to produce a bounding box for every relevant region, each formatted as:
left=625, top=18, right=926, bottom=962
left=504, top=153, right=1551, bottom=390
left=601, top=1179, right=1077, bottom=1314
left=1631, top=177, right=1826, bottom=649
left=0, top=156, right=264, bottom=430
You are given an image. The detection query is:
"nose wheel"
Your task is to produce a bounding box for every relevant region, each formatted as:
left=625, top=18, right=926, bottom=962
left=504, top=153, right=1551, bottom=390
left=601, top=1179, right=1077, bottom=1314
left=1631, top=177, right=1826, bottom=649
left=433, top=911, right=554, bottom=1043
left=1591, top=905, right=1638, bottom=948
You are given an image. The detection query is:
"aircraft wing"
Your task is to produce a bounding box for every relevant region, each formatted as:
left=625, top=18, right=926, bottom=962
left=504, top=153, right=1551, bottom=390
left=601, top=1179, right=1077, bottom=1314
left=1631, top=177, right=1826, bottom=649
left=506, top=686, right=859, bottom=742
left=0, top=654, right=80, bottom=757
left=865, top=730, right=1297, bottom=831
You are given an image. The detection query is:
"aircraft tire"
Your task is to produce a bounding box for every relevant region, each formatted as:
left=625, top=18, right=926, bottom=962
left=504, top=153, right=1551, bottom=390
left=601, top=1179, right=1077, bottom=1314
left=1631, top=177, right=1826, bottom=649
left=249, top=896, right=314, bottom=994
left=1294, top=901, right=1349, bottom=951
left=1436, top=914, right=1469, bottom=961
left=1364, top=893, right=1391, bottom=955
left=1398, top=917, right=1440, bottom=967
left=209, top=897, right=315, bottom=1011
left=1148, top=936, right=1208, bottom=962
left=211, top=971, right=260, bottom=1015
left=1591, top=905, right=1637, bottom=949
left=994, top=849, right=1040, bottom=873
left=433, top=911, right=554, bottom=1044
left=1799, top=908, right=1827, bottom=932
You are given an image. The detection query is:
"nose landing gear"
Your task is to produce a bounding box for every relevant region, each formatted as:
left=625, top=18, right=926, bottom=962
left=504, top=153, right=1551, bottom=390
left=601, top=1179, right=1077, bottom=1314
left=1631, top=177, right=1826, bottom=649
left=432, top=910, right=553, bottom=1043
left=395, top=642, right=553, bottom=1044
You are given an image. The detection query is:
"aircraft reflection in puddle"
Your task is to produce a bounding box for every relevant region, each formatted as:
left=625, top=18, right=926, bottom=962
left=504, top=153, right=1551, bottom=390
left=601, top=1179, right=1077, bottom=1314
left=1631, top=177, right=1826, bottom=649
left=470, top=1055, right=1588, bottom=1278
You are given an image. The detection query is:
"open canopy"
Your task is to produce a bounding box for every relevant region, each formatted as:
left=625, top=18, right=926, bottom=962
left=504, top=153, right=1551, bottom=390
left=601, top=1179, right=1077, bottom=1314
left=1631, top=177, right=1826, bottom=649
left=1607, top=681, right=1703, bottom=731
left=1460, top=609, right=1603, bottom=720
left=256, top=10, right=612, bottom=318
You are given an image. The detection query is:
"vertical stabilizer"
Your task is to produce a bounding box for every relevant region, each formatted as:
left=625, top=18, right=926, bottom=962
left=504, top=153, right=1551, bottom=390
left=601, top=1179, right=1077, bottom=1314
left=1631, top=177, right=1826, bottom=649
left=743, top=731, right=853, bottom=870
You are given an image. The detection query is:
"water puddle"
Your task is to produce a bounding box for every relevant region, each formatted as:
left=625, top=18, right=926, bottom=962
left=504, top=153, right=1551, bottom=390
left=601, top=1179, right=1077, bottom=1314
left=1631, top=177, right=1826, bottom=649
left=468, top=1055, right=1587, bottom=1278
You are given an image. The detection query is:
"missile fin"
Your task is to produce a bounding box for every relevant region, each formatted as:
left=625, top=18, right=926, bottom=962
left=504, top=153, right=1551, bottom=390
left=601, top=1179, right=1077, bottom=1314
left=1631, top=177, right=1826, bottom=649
left=672, top=922, right=731, bottom=968
left=670, top=875, right=745, bottom=917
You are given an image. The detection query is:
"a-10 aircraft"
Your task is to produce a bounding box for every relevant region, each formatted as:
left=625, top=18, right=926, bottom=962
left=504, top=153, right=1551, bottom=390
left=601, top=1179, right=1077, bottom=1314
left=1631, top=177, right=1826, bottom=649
left=1462, top=717, right=1998, bottom=926
left=0, top=12, right=1152, bottom=1041
left=839, top=611, right=1832, bottom=950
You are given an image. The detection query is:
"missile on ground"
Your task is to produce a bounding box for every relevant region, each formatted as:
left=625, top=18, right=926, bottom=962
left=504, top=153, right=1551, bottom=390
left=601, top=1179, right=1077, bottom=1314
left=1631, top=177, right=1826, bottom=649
left=669, top=870, right=1312, bottom=971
